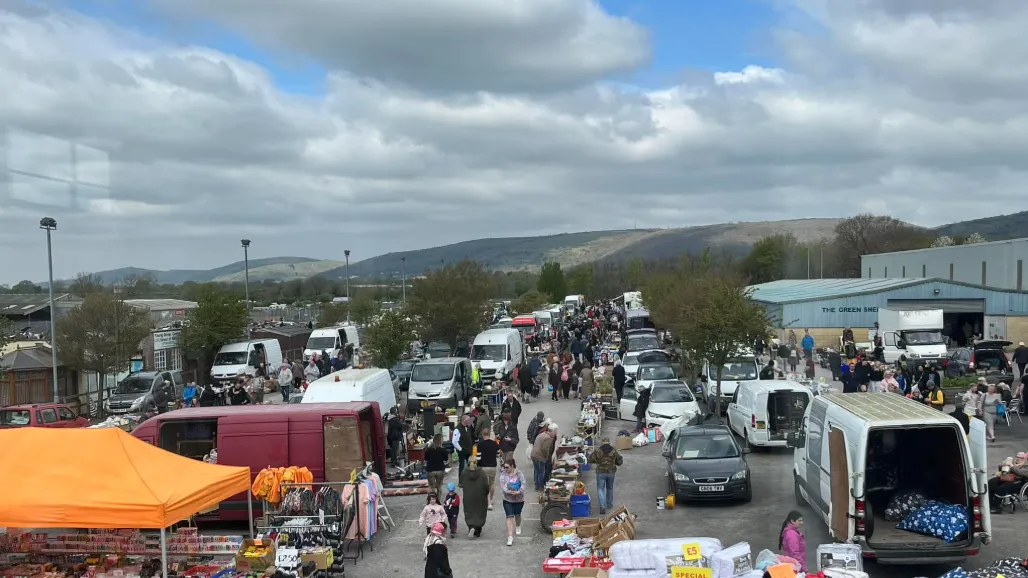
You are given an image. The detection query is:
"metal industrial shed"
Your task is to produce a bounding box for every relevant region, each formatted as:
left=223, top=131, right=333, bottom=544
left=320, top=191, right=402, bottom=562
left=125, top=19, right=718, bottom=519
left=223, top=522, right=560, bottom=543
left=747, top=277, right=1028, bottom=346
left=861, top=237, right=1028, bottom=291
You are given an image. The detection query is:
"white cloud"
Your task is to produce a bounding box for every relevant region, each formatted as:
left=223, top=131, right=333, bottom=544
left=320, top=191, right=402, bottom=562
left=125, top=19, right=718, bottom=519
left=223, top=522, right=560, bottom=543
left=2, top=0, right=1028, bottom=281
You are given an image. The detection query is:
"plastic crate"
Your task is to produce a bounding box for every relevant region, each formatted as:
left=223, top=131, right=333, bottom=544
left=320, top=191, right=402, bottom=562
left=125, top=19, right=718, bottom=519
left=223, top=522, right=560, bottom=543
left=570, top=494, right=591, bottom=517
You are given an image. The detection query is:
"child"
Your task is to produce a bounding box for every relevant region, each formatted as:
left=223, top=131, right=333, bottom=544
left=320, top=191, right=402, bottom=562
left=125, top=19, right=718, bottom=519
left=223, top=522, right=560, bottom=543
left=443, top=483, right=460, bottom=538
left=418, top=493, right=448, bottom=535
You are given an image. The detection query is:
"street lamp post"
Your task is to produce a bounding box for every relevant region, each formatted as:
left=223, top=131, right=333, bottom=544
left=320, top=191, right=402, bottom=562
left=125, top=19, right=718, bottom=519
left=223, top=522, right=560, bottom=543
left=400, top=257, right=406, bottom=305
left=39, top=217, right=59, bottom=402
left=241, top=239, right=251, bottom=337
left=344, top=250, right=351, bottom=323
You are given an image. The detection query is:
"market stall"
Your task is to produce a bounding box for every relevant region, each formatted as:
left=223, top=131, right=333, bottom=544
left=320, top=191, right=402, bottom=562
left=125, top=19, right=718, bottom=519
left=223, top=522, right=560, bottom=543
left=0, top=428, right=253, bottom=578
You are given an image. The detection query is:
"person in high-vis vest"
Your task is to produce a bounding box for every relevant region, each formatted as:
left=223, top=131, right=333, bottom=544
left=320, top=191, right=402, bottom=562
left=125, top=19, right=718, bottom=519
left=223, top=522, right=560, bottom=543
left=472, top=363, right=482, bottom=387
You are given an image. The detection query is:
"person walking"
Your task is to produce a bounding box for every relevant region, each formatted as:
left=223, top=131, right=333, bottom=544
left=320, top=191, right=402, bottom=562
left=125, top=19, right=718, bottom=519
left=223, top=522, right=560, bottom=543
left=475, top=427, right=501, bottom=509
left=549, top=362, right=561, bottom=402
left=1014, top=342, right=1028, bottom=381
left=386, top=409, right=406, bottom=467
left=580, top=363, right=596, bottom=398
left=418, top=494, right=447, bottom=535
left=588, top=436, right=624, bottom=514
left=290, top=358, right=304, bottom=391
left=460, top=457, right=489, bottom=538
left=425, top=434, right=449, bottom=499
left=981, top=383, right=1002, bottom=442
left=278, top=362, right=293, bottom=402
left=498, top=458, right=527, bottom=546
left=494, top=409, right=520, bottom=463
left=526, top=411, right=546, bottom=446
left=560, top=361, right=573, bottom=400
left=452, top=414, right=476, bottom=483
left=801, top=330, right=814, bottom=361
left=612, top=358, right=626, bottom=401
left=779, top=511, right=807, bottom=572
left=530, top=422, right=556, bottom=491
left=633, top=385, right=651, bottom=432
left=443, top=483, right=460, bottom=539
left=423, top=523, right=452, bottom=578
left=501, top=389, right=523, bottom=427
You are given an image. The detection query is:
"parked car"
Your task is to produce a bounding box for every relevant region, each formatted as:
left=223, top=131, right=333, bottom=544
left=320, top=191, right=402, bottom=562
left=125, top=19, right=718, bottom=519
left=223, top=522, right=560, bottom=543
left=0, top=403, right=90, bottom=429
left=392, top=359, right=419, bottom=392
left=632, top=379, right=700, bottom=429
left=622, top=350, right=671, bottom=381
left=945, top=340, right=1015, bottom=385
left=106, top=371, right=185, bottom=414
left=662, top=424, right=752, bottom=503
left=629, top=362, right=678, bottom=391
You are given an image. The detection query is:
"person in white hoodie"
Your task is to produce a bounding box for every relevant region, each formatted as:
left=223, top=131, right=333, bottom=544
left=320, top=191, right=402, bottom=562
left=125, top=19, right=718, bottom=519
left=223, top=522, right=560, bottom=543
left=278, top=362, right=294, bottom=402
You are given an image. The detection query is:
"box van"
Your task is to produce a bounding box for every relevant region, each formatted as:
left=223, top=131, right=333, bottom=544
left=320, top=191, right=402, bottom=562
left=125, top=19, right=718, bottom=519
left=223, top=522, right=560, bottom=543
left=132, top=403, right=385, bottom=521
left=702, top=352, right=761, bottom=409
left=302, top=368, right=398, bottom=415
left=210, top=339, right=283, bottom=387
left=788, top=393, right=991, bottom=564
left=304, top=325, right=360, bottom=363
left=510, top=315, right=539, bottom=341
left=406, top=357, right=473, bottom=413
left=727, top=380, right=812, bottom=448
left=470, top=328, right=525, bottom=384
left=625, top=308, right=654, bottom=330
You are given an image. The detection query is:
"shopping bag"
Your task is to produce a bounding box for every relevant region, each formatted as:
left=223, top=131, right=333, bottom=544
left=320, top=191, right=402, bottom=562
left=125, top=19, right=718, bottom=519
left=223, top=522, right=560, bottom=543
left=645, top=427, right=663, bottom=443
left=632, top=433, right=649, bottom=447
left=997, top=404, right=1006, bottom=417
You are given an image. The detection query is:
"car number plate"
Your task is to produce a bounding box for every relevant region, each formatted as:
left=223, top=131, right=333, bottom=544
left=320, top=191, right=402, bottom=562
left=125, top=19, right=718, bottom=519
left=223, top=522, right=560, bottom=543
left=698, top=485, right=725, bottom=492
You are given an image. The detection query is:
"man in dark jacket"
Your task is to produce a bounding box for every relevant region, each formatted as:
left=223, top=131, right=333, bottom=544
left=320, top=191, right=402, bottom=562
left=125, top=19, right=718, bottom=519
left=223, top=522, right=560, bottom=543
left=526, top=411, right=545, bottom=445
left=386, top=409, right=406, bottom=467
left=493, top=409, right=520, bottom=462
left=633, top=385, right=650, bottom=432
left=1013, top=342, right=1028, bottom=381
left=452, top=414, right=476, bottom=483
left=612, top=361, right=627, bottom=401
left=500, top=389, right=522, bottom=426
left=759, top=360, right=776, bottom=380
left=588, top=436, right=624, bottom=514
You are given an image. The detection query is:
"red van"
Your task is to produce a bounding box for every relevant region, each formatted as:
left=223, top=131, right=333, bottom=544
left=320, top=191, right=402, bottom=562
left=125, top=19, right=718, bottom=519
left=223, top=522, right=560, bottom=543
left=131, top=403, right=385, bottom=521
left=511, top=314, right=538, bottom=340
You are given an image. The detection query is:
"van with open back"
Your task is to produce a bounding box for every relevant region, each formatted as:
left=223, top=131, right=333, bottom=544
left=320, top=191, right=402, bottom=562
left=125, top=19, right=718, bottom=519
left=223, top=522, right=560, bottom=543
left=788, top=393, right=991, bottom=565
left=727, top=380, right=812, bottom=448
left=131, top=403, right=385, bottom=521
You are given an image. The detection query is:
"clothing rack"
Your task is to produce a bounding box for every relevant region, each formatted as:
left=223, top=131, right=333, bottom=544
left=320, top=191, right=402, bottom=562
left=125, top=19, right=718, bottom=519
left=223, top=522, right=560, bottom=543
left=260, top=480, right=364, bottom=566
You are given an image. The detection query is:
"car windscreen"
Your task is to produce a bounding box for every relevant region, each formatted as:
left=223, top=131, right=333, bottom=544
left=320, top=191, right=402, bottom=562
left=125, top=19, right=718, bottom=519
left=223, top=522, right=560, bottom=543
left=650, top=384, right=694, bottom=403
left=675, top=434, right=740, bottom=460
left=638, top=365, right=676, bottom=381
left=306, top=336, right=337, bottom=350
left=411, top=363, right=455, bottom=382
left=393, top=360, right=417, bottom=372
left=0, top=410, right=31, bottom=426
left=902, top=331, right=944, bottom=346
left=212, top=351, right=248, bottom=366
left=471, top=344, right=507, bottom=362
left=637, top=351, right=670, bottom=364
left=627, top=335, right=661, bottom=350
left=114, top=377, right=152, bottom=394
left=718, top=358, right=758, bottom=380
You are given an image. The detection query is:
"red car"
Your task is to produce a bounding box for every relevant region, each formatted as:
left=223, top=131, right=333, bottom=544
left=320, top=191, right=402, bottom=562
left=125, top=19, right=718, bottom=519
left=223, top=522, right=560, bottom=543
left=0, top=403, right=90, bottom=429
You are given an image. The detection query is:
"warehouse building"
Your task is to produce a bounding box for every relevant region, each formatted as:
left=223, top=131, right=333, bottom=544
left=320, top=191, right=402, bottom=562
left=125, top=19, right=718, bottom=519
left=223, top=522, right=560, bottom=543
left=861, top=237, right=1028, bottom=291
left=747, top=278, right=1028, bottom=347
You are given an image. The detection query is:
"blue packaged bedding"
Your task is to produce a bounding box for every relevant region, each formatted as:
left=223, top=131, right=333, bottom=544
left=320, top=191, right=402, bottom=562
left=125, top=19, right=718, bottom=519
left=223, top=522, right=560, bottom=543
left=896, top=501, right=968, bottom=543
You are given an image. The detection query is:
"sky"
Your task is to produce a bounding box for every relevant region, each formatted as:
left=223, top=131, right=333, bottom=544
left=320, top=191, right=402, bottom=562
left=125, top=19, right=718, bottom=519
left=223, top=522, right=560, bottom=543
left=2, top=0, right=1027, bottom=283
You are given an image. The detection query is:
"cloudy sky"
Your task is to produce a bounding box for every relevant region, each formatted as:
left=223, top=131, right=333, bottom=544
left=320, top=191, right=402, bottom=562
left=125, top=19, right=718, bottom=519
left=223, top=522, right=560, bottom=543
left=2, top=0, right=1026, bottom=283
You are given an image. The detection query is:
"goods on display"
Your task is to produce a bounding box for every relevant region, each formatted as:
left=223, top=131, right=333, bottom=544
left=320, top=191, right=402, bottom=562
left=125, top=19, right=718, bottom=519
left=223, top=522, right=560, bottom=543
left=542, top=506, right=636, bottom=574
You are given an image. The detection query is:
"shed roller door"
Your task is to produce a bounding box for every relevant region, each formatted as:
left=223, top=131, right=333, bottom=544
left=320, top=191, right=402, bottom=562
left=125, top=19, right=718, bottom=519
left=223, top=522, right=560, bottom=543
left=887, top=299, right=984, bottom=313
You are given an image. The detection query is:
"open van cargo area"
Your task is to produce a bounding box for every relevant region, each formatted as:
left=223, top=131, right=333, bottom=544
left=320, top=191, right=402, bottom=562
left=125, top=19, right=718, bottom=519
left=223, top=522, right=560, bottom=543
left=864, top=426, right=970, bottom=548
left=767, top=391, right=807, bottom=438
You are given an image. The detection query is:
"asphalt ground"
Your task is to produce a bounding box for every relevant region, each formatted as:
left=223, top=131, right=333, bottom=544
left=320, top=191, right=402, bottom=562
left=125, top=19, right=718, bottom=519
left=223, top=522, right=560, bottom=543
left=343, top=361, right=1028, bottom=578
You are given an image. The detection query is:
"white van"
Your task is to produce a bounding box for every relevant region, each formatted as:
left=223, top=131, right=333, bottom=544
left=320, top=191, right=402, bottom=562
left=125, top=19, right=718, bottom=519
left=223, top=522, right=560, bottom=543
left=564, top=295, right=584, bottom=308
left=701, top=352, right=761, bottom=409
left=727, top=380, right=812, bottom=448
left=210, top=339, right=284, bottom=387
left=304, top=325, right=360, bottom=363
left=406, top=357, right=473, bottom=413
left=789, top=393, right=991, bottom=565
left=470, top=328, right=525, bottom=384
left=301, top=368, right=397, bottom=415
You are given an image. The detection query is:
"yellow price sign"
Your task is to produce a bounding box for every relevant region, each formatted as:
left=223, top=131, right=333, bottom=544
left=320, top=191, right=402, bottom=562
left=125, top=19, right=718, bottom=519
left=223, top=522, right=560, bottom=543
left=672, top=567, right=712, bottom=578
left=681, top=542, right=702, bottom=561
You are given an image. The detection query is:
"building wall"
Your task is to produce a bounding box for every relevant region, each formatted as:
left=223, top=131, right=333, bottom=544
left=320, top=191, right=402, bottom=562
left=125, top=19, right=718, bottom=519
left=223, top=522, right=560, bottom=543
left=1006, top=316, right=1028, bottom=347
left=772, top=327, right=872, bottom=348
left=861, top=239, right=1028, bottom=290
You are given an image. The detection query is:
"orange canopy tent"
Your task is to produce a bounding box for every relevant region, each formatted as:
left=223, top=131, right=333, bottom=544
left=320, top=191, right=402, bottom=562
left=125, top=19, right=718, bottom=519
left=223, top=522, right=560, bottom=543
left=0, top=427, right=251, bottom=529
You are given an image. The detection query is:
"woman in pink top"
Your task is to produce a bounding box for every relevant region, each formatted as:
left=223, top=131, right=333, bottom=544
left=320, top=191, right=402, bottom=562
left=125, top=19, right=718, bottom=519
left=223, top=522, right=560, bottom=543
left=778, top=510, right=807, bottom=571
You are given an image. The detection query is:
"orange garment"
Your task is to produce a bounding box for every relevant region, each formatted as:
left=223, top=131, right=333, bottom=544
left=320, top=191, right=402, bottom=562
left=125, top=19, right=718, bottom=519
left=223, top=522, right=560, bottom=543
left=251, top=466, right=314, bottom=504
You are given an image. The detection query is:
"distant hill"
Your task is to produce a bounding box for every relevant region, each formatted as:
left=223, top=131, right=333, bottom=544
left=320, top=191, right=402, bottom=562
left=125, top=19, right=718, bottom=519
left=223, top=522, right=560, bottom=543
left=83, top=212, right=1028, bottom=285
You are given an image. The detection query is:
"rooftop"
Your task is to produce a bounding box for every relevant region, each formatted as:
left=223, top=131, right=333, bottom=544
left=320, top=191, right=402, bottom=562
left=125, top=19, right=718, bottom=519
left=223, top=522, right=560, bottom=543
left=747, top=277, right=934, bottom=304
left=0, top=294, right=80, bottom=316
left=123, top=299, right=198, bottom=312
left=821, top=392, right=956, bottom=424
left=0, top=344, right=61, bottom=370
left=863, top=236, right=1028, bottom=257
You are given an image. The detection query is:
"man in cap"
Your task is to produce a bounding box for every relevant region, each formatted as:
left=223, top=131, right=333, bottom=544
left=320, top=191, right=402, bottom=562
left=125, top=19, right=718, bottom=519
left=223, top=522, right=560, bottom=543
left=526, top=411, right=546, bottom=445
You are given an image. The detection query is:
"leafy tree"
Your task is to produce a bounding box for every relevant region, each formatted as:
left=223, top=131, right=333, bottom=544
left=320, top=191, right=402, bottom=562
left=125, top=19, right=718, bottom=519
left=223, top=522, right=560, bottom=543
left=69, top=273, right=105, bottom=296
left=0, top=315, right=12, bottom=354
left=931, top=236, right=955, bottom=248
left=647, top=272, right=771, bottom=417
left=831, top=214, right=929, bottom=277
left=511, top=290, right=550, bottom=315
left=537, top=261, right=567, bottom=302
left=362, top=309, right=417, bottom=368
left=408, top=259, right=492, bottom=352
left=567, top=265, right=596, bottom=298
left=119, top=273, right=160, bottom=299
left=739, top=234, right=794, bottom=284
left=963, top=232, right=986, bottom=244
left=10, top=280, right=42, bottom=294
left=349, top=294, right=380, bottom=327
left=55, top=293, right=153, bottom=401
left=625, top=258, right=646, bottom=290
left=318, top=302, right=350, bottom=326
left=179, top=286, right=249, bottom=377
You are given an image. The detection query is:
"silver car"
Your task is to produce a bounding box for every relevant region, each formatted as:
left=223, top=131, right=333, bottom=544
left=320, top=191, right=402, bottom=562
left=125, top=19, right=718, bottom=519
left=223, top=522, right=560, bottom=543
left=622, top=349, right=672, bottom=380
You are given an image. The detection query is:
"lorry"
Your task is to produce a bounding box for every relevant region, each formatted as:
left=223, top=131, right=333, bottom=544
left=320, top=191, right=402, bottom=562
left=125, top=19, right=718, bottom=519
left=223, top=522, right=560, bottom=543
left=874, top=308, right=947, bottom=365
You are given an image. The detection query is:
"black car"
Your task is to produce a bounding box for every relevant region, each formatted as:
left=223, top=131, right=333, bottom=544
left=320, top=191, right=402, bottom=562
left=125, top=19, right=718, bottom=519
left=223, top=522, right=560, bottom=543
left=392, top=359, right=419, bottom=392
left=662, top=425, right=752, bottom=503
left=945, top=340, right=1015, bottom=386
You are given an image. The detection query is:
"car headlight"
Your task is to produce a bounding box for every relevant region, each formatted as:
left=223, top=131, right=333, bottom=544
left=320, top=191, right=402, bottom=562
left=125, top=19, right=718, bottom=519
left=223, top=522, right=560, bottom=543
left=674, top=473, right=690, bottom=482
left=731, top=470, right=748, bottom=480
left=907, top=352, right=921, bottom=358
left=130, top=396, right=147, bottom=409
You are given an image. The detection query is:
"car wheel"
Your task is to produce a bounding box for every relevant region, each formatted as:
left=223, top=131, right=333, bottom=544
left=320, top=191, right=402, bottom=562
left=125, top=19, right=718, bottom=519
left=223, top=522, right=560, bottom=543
left=740, top=486, right=752, bottom=503
left=667, top=476, right=676, bottom=500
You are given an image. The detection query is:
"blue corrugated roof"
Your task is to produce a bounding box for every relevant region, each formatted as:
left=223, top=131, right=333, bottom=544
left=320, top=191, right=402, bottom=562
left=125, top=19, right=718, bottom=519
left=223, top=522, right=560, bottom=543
left=747, top=278, right=929, bottom=304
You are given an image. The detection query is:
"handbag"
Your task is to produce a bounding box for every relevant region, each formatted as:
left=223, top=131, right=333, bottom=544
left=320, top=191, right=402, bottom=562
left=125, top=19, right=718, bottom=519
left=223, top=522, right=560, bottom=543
left=997, top=403, right=1006, bottom=417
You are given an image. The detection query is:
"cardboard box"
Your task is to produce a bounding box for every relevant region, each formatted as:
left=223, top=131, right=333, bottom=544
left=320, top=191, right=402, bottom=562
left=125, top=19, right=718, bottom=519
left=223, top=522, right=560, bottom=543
left=575, top=517, right=602, bottom=539
left=234, top=539, right=276, bottom=573
left=593, top=520, right=633, bottom=551
left=300, top=549, right=334, bottom=570
left=615, top=437, right=633, bottom=451
left=568, top=569, right=609, bottom=578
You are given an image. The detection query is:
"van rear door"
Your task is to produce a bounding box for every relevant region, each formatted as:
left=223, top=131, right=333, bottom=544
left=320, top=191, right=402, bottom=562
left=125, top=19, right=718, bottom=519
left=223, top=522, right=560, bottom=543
left=828, top=427, right=853, bottom=541
left=968, top=418, right=992, bottom=542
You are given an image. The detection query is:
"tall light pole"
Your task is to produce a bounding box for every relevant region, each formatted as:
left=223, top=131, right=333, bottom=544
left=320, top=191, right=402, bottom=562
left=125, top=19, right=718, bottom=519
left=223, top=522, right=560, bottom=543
left=400, top=257, right=407, bottom=305
left=40, top=217, right=59, bottom=402
left=344, top=250, right=351, bottom=323
left=241, top=239, right=251, bottom=336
